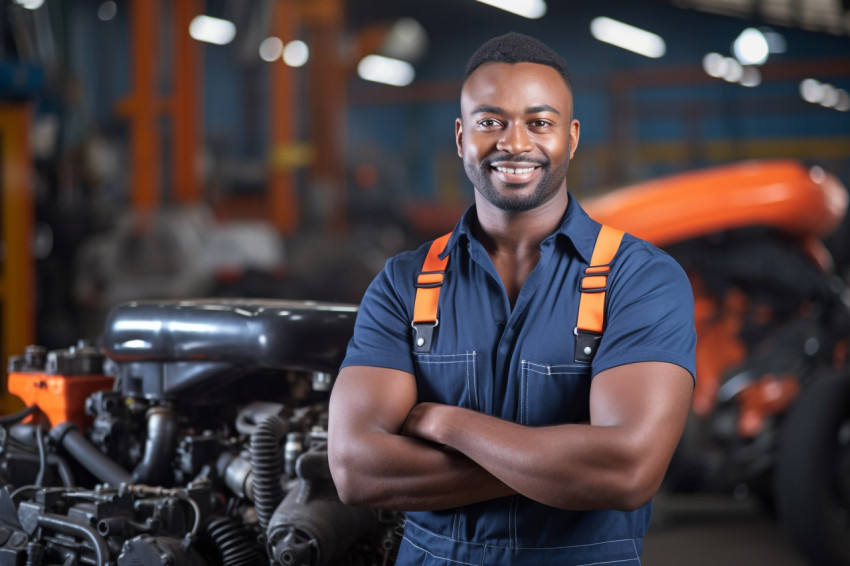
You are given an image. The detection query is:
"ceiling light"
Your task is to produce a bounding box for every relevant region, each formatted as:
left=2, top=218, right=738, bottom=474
left=357, top=55, right=415, bottom=87
left=721, top=57, right=743, bottom=82
left=259, top=37, right=284, bottom=62
left=15, top=0, right=45, bottom=9
left=836, top=90, right=850, bottom=112
left=819, top=84, right=840, bottom=107
left=800, top=79, right=824, bottom=103
left=97, top=1, right=117, bottom=21
left=590, top=17, right=666, bottom=58
left=474, top=0, right=547, bottom=19
left=283, top=40, right=309, bottom=67
left=732, top=28, right=769, bottom=65
left=739, top=66, right=761, bottom=87
left=382, top=18, right=429, bottom=61
left=702, top=52, right=727, bottom=78
left=189, top=15, right=236, bottom=46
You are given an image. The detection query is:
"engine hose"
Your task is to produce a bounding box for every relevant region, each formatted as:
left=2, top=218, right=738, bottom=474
left=133, top=406, right=178, bottom=485
left=37, top=513, right=110, bottom=566
left=206, top=516, right=264, bottom=566
left=49, top=422, right=132, bottom=488
left=250, top=415, right=289, bottom=530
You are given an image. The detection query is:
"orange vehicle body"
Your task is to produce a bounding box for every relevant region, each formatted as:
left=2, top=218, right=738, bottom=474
left=584, top=159, right=849, bottom=437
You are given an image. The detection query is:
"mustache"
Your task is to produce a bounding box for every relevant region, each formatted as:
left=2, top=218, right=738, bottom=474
left=482, top=153, right=548, bottom=168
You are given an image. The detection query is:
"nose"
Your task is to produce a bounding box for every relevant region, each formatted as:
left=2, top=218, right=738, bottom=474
left=496, top=123, right=533, bottom=155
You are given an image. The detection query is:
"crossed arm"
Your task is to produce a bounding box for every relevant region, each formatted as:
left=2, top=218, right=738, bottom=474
left=327, top=361, right=693, bottom=512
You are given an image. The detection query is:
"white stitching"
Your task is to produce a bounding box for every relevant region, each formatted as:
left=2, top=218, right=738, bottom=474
left=401, top=536, right=479, bottom=565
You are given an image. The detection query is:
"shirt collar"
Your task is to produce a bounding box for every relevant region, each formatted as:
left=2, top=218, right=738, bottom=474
left=440, top=193, right=601, bottom=264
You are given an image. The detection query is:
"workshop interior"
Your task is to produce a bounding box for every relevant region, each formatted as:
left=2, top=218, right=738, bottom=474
left=1, top=0, right=849, bottom=564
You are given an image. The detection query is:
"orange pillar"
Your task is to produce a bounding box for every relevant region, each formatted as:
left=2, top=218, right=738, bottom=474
left=126, top=0, right=161, bottom=212
left=304, top=0, right=347, bottom=235
left=0, top=104, right=34, bottom=413
left=172, top=0, right=203, bottom=205
left=270, top=0, right=300, bottom=235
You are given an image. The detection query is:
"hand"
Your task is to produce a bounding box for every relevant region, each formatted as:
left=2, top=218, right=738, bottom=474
left=402, top=402, right=443, bottom=443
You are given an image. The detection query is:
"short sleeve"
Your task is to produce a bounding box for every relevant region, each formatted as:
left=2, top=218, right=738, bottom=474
left=591, top=240, right=697, bottom=382
left=340, top=256, right=417, bottom=375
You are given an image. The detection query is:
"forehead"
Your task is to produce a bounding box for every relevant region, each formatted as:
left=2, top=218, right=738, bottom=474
left=461, top=62, right=572, bottom=115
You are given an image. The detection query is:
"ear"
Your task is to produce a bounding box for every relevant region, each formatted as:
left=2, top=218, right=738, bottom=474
left=455, top=118, right=463, bottom=158
left=568, top=118, right=580, bottom=159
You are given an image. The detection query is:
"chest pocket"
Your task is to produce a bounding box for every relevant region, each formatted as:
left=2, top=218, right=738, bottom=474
left=413, top=352, right=479, bottom=411
left=519, top=361, right=591, bottom=427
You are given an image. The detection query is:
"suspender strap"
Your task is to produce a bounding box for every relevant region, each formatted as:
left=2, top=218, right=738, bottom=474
left=412, top=232, right=452, bottom=353
left=575, top=225, right=625, bottom=363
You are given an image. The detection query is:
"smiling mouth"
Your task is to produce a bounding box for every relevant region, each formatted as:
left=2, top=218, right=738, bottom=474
left=494, top=166, right=537, bottom=174
left=489, top=163, right=541, bottom=184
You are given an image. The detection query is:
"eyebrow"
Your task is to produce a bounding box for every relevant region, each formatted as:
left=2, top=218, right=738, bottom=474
left=472, top=104, right=561, bottom=116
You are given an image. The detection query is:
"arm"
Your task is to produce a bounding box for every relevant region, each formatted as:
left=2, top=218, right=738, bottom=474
left=403, top=361, right=693, bottom=511
left=327, top=364, right=515, bottom=511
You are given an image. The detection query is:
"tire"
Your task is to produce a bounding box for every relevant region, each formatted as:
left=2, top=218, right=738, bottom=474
left=775, top=371, right=850, bottom=566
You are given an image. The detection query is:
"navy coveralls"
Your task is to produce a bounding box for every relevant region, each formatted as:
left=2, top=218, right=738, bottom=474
left=342, top=196, right=697, bottom=565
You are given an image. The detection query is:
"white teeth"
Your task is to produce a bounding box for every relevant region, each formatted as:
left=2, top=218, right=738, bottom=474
left=495, top=166, right=535, bottom=174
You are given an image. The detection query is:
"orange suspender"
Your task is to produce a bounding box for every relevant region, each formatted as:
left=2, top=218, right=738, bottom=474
left=412, top=232, right=452, bottom=353
left=412, top=225, right=624, bottom=359
left=574, top=225, right=625, bottom=362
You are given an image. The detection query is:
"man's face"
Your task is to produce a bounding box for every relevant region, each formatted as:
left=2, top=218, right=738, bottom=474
left=456, top=62, right=579, bottom=213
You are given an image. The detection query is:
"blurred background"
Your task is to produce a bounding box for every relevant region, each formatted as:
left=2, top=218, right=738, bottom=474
left=0, top=0, right=849, bottom=563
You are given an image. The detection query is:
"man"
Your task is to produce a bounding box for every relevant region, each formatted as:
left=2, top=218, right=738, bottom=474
left=328, top=32, right=696, bottom=565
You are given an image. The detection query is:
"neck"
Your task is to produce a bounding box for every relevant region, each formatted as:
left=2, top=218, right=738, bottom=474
left=474, top=189, right=569, bottom=254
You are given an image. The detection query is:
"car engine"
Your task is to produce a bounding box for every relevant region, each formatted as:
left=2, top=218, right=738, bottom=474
left=0, top=299, right=404, bottom=566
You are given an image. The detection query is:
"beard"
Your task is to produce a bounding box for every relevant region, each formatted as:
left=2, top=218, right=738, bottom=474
left=464, top=152, right=571, bottom=213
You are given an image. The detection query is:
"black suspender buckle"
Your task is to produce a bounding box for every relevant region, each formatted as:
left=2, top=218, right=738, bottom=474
left=574, top=327, right=602, bottom=363
left=412, top=321, right=439, bottom=353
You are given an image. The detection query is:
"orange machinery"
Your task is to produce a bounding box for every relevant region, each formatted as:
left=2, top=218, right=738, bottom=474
left=584, top=159, right=849, bottom=435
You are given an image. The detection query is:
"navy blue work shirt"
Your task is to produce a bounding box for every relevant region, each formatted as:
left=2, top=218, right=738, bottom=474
left=342, top=195, right=696, bottom=565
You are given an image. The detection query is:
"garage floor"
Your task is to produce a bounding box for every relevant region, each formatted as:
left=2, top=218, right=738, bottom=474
left=642, top=493, right=811, bottom=565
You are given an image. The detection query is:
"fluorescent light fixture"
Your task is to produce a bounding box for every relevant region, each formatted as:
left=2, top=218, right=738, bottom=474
left=189, top=15, right=236, bottom=46
left=357, top=54, right=415, bottom=87
left=283, top=40, right=309, bottom=67
left=15, top=0, right=45, bottom=9
left=732, top=28, right=769, bottom=65
left=590, top=17, right=666, bottom=58
left=259, top=37, right=284, bottom=62
left=800, top=79, right=824, bottom=103
left=474, top=0, right=547, bottom=19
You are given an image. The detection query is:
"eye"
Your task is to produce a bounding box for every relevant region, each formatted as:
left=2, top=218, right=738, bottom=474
left=478, top=118, right=502, bottom=129
left=529, top=119, right=552, bottom=129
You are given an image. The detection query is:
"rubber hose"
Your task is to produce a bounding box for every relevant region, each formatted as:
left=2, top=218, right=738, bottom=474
left=206, top=516, right=264, bottom=566
left=250, top=415, right=289, bottom=530
left=49, top=422, right=132, bottom=487
left=133, top=406, right=178, bottom=485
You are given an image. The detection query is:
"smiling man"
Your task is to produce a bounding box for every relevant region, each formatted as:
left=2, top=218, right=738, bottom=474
left=328, top=32, right=696, bottom=565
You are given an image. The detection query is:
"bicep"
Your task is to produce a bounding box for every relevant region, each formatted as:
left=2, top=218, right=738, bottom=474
left=329, top=365, right=418, bottom=436
left=590, top=362, right=693, bottom=457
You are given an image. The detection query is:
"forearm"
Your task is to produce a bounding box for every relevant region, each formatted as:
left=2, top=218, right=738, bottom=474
left=408, top=404, right=646, bottom=510
left=329, top=428, right=514, bottom=510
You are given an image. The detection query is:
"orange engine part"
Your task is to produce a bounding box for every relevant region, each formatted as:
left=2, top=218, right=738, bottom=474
left=8, top=372, right=114, bottom=429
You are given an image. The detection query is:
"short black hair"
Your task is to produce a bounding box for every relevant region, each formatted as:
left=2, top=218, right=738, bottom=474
left=464, top=32, right=572, bottom=92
